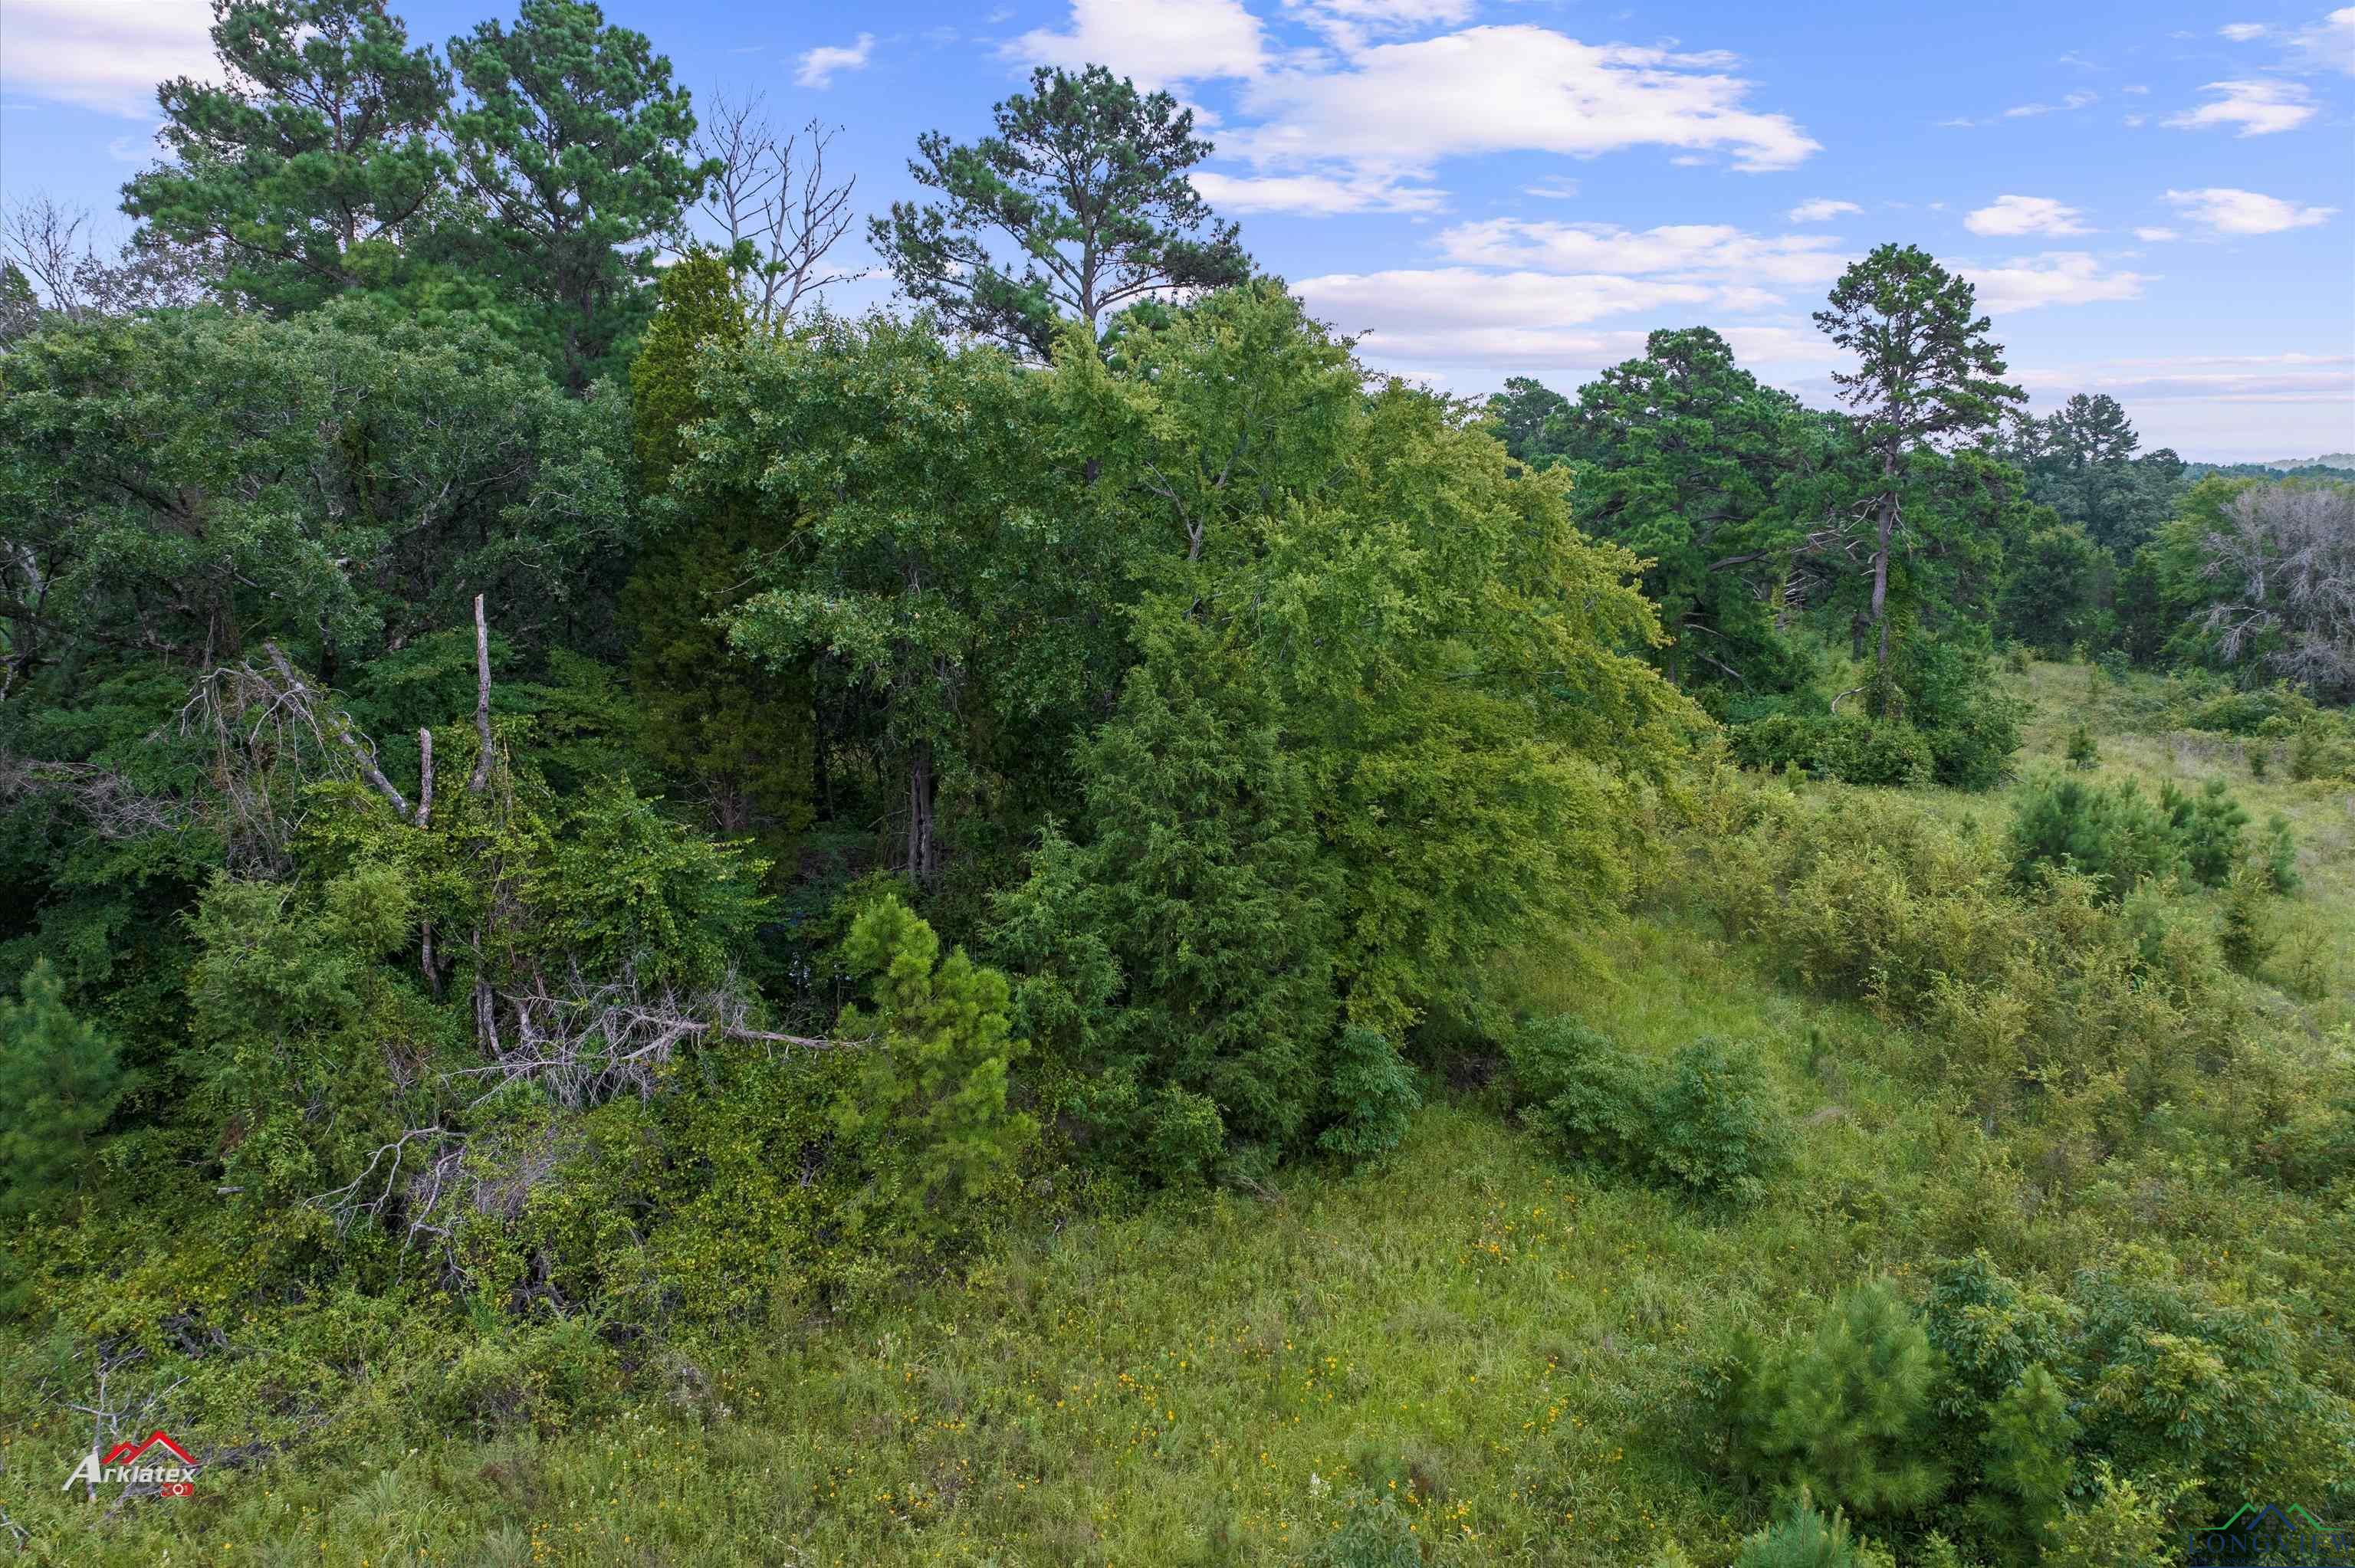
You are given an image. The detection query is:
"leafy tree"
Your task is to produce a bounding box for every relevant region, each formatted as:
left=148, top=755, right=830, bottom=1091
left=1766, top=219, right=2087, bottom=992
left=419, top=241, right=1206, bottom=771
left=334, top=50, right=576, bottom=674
left=2011, top=395, right=2184, bottom=555
left=445, top=0, right=714, bottom=390
left=0, top=960, right=130, bottom=1215
left=0, top=300, right=631, bottom=681
left=621, top=251, right=814, bottom=839
left=1560, top=327, right=1811, bottom=697
left=1997, top=521, right=2108, bottom=658
left=705, top=313, right=1120, bottom=889
left=123, top=0, right=452, bottom=315
left=870, top=64, right=1250, bottom=358
left=1814, top=245, right=2024, bottom=700
left=1726, top=1281, right=1950, bottom=1517
left=833, top=894, right=1034, bottom=1229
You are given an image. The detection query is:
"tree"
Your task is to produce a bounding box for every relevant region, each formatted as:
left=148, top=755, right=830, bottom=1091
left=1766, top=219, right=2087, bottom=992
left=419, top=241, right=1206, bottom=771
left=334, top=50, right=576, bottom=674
left=122, top=0, right=451, bottom=315
left=1726, top=1281, right=1950, bottom=1517
left=445, top=0, right=714, bottom=390
left=1483, top=375, right=1572, bottom=470
left=833, top=895, right=1034, bottom=1230
left=2193, top=482, right=2355, bottom=703
left=621, top=251, right=816, bottom=839
left=3, top=194, right=221, bottom=325
left=0, top=960, right=130, bottom=1215
left=2010, top=395, right=2185, bottom=555
left=690, top=90, right=858, bottom=326
left=988, top=613, right=1344, bottom=1184
left=1998, top=520, right=2108, bottom=658
left=1561, top=327, right=1811, bottom=696
left=1815, top=244, right=2024, bottom=700
left=870, top=64, right=1250, bottom=358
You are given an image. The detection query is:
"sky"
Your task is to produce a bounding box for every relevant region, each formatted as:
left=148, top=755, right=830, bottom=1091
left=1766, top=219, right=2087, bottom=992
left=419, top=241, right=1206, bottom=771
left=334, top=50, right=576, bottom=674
left=2, top=0, right=2351, bottom=461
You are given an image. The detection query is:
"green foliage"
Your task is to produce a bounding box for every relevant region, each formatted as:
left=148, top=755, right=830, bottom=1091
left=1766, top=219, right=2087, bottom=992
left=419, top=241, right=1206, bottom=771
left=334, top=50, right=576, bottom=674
left=530, top=781, right=770, bottom=988
left=1508, top=1019, right=1790, bottom=1202
left=1302, top=1490, right=1422, bottom=1568
left=1732, top=1494, right=1893, bottom=1568
left=833, top=896, right=1034, bottom=1230
left=1896, top=641, right=2027, bottom=790
left=123, top=0, right=453, bottom=314
left=2159, top=776, right=2248, bottom=887
left=2040, top=1464, right=2173, bottom=1568
left=1729, top=713, right=1933, bottom=788
left=1724, top=1281, right=1949, bottom=1517
left=1970, top=1363, right=2077, bottom=1560
left=622, top=250, right=814, bottom=841
left=1560, top=326, right=1814, bottom=697
left=445, top=0, right=714, bottom=389
left=1815, top=244, right=2024, bottom=687
left=2218, top=863, right=2275, bottom=976
left=0, top=960, right=130, bottom=1216
left=870, top=64, right=1248, bottom=357
left=1315, top=1028, right=1422, bottom=1163
left=990, top=622, right=1340, bottom=1183
left=2066, top=723, right=2098, bottom=769
left=2262, top=812, right=2300, bottom=894
left=1998, top=523, right=2109, bottom=658
left=2007, top=777, right=2186, bottom=903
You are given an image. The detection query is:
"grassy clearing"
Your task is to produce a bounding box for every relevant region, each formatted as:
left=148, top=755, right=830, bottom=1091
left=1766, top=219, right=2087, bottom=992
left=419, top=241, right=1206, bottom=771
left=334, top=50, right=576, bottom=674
left=5, top=663, right=2349, bottom=1566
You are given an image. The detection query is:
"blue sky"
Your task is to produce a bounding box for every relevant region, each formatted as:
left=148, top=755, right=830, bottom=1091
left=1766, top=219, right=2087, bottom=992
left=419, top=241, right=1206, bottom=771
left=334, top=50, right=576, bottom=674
left=4, top=0, right=2350, bottom=459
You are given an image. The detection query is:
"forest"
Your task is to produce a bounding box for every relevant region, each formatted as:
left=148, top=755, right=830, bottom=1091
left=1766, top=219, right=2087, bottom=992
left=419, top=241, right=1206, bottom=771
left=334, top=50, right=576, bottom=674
left=1, top=2, right=2352, bottom=1564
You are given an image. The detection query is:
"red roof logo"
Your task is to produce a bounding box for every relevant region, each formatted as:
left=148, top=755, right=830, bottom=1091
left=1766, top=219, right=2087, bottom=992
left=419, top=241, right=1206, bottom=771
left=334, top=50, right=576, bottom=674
left=101, top=1432, right=195, bottom=1468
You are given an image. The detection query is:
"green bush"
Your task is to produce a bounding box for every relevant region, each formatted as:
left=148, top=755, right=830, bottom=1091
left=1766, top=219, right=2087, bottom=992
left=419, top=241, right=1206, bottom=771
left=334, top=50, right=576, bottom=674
left=2158, top=777, right=2248, bottom=887
left=1315, top=1027, right=1422, bottom=1163
left=0, top=960, right=131, bottom=1218
left=1723, top=1281, right=1949, bottom=1518
left=1727, top=713, right=1932, bottom=788
left=2065, top=723, right=2097, bottom=769
left=1507, top=1019, right=1789, bottom=1202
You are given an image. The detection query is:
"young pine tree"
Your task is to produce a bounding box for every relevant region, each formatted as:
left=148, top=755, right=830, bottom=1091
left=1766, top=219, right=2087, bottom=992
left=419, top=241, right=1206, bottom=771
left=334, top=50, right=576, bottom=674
left=0, top=961, right=131, bottom=1215
left=833, top=895, right=1035, bottom=1231
left=1725, top=1281, right=1950, bottom=1518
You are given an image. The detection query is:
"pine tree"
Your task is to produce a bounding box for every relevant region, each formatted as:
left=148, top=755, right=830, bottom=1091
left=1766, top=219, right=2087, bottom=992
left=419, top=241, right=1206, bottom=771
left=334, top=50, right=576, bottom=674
left=622, top=249, right=815, bottom=843
left=0, top=961, right=131, bottom=1215
left=1971, top=1363, right=2077, bottom=1563
left=1725, top=1281, right=1950, bottom=1517
left=833, top=895, right=1035, bottom=1229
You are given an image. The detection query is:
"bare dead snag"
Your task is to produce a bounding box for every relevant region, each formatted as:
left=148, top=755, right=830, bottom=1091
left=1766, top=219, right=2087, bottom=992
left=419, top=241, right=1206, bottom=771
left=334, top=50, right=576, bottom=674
left=468, top=594, right=494, bottom=796
left=261, top=643, right=412, bottom=821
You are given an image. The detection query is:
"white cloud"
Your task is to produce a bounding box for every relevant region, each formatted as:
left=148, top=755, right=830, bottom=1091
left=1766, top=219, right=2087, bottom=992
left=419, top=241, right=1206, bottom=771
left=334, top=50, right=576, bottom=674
left=2064, top=90, right=2098, bottom=108
left=1228, top=26, right=1820, bottom=175
left=1966, top=194, right=2093, bottom=237
left=2123, top=113, right=2148, bottom=127
left=0, top=0, right=215, bottom=118
left=1011, top=0, right=1269, bottom=86
left=1283, top=0, right=1477, bottom=51
left=1435, top=219, right=1851, bottom=287
left=1292, top=268, right=1717, bottom=365
left=1964, top=252, right=2146, bottom=314
left=1191, top=169, right=1444, bottom=215
left=2123, top=84, right=2150, bottom=94
left=1788, top=198, right=1863, bottom=222
left=2289, top=7, right=2355, bottom=73
left=2219, top=21, right=2272, bottom=40
left=2164, top=185, right=2337, bottom=234
left=2003, top=102, right=2058, bottom=117
left=2133, top=225, right=2182, bottom=241
left=2165, top=79, right=2319, bottom=135
left=1522, top=176, right=1581, bottom=200
left=794, top=33, right=875, bottom=89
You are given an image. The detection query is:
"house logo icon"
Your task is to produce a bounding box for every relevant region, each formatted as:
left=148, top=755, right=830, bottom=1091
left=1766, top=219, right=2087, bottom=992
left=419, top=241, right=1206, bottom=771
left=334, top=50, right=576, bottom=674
left=2186, top=1502, right=2354, bottom=1567
left=62, top=1430, right=202, bottom=1499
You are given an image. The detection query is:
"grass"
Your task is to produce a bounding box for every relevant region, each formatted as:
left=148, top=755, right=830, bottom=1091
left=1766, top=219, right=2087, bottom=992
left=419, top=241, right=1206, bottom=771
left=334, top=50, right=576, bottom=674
left=5, top=660, right=2349, bottom=1566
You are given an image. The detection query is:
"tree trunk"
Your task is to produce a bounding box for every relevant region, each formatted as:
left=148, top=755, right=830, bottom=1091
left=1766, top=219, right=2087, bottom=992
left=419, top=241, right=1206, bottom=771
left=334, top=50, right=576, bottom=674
left=1870, top=448, right=1897, bottom=707
left=905, top=741, right=938, bottom=891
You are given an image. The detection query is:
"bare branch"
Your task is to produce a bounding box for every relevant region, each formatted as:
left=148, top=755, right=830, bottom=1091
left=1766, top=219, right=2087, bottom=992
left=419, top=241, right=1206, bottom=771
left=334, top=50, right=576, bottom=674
left=692, top=93, right=862, bottom=324
left=468, top=594, right=494, bottom=795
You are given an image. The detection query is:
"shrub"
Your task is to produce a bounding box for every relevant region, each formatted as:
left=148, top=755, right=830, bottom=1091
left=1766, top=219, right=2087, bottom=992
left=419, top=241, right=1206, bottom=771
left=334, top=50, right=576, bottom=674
left=2245, top=742, right=2268, bottom=779
left=1727, top=713, right=1932, bottom=788
left=1723, top=1282, right=1949, bottom=1518
left=1315, top=1027, right=1423, bottom=1163
left=2065, top=724, right=2097, bottom=769
left=2218, top=865, right=2275, bottom=976
left=1970, top=1363, right=2077, bottom=1558
left=1508, top=1019, right=1789, bottom=1202
left=1902, top=644, right=2027, bottom=790
left=2039, top=1463, right=2172, bottom=1568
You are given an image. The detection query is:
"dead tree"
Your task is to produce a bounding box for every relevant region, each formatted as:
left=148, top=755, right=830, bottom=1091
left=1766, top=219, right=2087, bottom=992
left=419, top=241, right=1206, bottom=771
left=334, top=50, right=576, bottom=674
left=691, top=92, right=860, bottom=324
